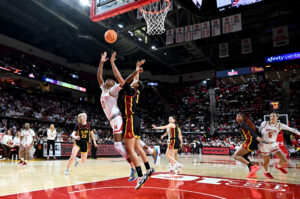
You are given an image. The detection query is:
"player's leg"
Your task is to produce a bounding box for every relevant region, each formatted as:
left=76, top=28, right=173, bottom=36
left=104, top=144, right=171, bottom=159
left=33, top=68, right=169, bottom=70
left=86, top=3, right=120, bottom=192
left=23, top=146, right=31, bottom=166
left=233, top=146, right=251, bottom=165
left=134, top=138, right=153, bottom=174
left=261, top=155, right=274, bottom=179
left=233, top=146, right=259, bottom=178
left=140, top=140, right=159, bottom=164
left=274, top=150, right=288, bottom=174
left=19, top=146, right=24, bottom=165
left=65, top=145, right=80, bottom=174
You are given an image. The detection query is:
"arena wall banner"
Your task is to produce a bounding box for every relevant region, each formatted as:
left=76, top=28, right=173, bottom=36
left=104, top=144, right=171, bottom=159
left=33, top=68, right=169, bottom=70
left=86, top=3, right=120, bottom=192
left=202, top=147, right=230, bottom=155
left=43, top=143, right=61, bottom=157
left=58, top=143, right=160, bottom=157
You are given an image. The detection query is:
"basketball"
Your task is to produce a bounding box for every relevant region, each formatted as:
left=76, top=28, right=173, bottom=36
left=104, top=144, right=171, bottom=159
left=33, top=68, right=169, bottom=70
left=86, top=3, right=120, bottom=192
left=104, top=30, right=117, bottom=43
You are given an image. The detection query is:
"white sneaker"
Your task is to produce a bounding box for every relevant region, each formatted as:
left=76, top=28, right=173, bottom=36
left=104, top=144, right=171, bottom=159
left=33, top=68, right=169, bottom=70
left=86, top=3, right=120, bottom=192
left=64, top=170, right=70, bottom=175
left=135, top=175, right=148, bottom=190
left=174, top=163, right=183, bottom=174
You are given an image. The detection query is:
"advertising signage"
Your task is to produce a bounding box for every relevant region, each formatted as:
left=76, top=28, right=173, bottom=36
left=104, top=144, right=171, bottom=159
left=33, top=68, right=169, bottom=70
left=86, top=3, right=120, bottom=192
left=265, top=52, right=300, bottom=63
left=42, top=77, right=86, bottom=92
left=216, top=67, right=251, bottom=78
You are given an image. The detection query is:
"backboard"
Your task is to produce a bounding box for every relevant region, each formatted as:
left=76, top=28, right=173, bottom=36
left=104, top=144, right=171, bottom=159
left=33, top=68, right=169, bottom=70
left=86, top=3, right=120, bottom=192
left=90, top=0, right=159, bottom=22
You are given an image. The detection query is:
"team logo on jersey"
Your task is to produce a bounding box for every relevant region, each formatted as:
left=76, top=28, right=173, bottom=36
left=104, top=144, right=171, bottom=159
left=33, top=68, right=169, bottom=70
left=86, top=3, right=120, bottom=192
left=114, top=124, right=118, bottom=130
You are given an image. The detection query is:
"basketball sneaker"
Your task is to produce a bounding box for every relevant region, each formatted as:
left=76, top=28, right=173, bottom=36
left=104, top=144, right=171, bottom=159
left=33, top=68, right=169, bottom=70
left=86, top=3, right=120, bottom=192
left=167, top=163, right=172, bottom=172
left=174, top=163, right=183, bottom=174
left=246, top=165, right=260, bottom=178
left=152, top=147, right=159, bottom=165
left=64, top=169, right=70, bottom=175
left=135, top=175, right=148, bottom=190
left=18, top=160, right=23, bottom=165
left=264, top=172, right=274, bottom=179
left=128, top=168, right=138, bottom=182
left=275, top=164, right=288, bottom=174
left=145, top=168, right=155, bottom=181
left=22, top=162, right=28, bottom=166
left=75, top=157, right=79, bottom=167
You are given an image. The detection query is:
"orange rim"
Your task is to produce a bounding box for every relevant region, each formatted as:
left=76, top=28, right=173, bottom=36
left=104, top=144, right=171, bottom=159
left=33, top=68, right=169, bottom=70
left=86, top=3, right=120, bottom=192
left=139, top=0, right=170, bottom=14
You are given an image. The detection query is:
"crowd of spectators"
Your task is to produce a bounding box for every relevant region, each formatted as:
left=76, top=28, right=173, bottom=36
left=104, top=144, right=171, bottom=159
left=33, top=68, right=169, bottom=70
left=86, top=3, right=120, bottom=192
left=215, top=80, right=283, bottom=133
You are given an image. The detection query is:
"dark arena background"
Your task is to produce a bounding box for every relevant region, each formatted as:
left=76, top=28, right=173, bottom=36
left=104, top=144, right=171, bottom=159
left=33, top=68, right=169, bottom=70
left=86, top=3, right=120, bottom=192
left=0, top=0, right=299, bottom=198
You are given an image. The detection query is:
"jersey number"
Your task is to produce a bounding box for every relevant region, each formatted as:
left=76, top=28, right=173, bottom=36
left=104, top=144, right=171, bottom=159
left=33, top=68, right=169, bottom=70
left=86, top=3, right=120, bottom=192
left=101, top=100, right=106, bottom=109
left=268, top=132, right=272, bottom=138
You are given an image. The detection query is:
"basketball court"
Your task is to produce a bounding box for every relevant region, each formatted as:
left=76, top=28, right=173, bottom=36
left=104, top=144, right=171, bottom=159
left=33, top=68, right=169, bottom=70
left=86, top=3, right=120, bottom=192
left=0, top=155, right=299, bottom=198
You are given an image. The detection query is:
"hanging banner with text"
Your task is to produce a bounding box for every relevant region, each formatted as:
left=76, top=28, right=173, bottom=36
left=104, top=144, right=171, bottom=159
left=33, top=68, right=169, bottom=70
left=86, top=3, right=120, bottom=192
left=272, top=26, right=289, bottom=47
left=241, top=38, right=252, bottom=54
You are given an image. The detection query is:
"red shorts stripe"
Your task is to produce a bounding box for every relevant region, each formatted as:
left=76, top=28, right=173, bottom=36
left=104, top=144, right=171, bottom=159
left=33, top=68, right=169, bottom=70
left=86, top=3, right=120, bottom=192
left=124, top=116, right=135, bottom=139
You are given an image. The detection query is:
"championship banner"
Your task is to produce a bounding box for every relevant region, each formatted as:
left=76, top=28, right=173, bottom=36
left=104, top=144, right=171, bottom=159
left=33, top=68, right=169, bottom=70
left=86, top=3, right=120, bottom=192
left=201, top=21, right=210, bottom=38
left=211, top=19, right=221, bottom=37
left=202, top=147, right=230, bottom=155
left=272, top=26, right=289, bottom=47
left=185, top=25, right=193, bottom=41
left=176, top=27, right=185, bottom=43
left=222, top=16, right=232, bottom=34
left=241, top=38, right=252, bottom=54
left=219, top=42, right=229, bottom=58
left=166, top=29, right=174, bottom=45
left=232, top=13, right=242, bottom=32
left=43, top=142, right=61, bottom=157
left=192, top=23, right=201, bottom=40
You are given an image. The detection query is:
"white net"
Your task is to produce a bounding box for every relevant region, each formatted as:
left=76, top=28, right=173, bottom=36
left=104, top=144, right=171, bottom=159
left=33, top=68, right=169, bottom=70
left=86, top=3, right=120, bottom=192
left=139, top=0, right=170, bottom=35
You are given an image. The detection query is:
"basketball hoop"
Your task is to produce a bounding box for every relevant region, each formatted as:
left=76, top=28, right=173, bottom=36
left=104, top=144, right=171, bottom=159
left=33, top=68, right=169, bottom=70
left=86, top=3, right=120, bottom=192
left=139, top=0, right=170, bottom=35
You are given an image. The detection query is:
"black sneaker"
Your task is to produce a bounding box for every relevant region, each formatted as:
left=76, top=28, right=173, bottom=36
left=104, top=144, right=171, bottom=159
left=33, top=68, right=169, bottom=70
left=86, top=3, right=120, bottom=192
left=145, top=168, right=155, bottom=180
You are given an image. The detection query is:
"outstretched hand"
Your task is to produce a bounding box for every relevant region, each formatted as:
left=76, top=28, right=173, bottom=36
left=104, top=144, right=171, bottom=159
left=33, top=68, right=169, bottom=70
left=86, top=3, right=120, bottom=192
left=100, top=51, right=109, bottom=63
left=152, top=124, right=157, bottom=129
left=136, top=59, right=146, bottom=69
left=110, top=52, right=117, bottom=62
left=137, top=67, right=143, bottom=73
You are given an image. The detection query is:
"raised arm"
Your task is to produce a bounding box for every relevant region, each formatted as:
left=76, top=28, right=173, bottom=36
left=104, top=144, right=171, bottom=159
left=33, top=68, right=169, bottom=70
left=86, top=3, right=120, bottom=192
left=97, top=52, right=109, bottom=87
left=134, top=59, right=145, bottom=82
left=152, top=123, right=175, bottom=130
left=110, top=52, right=143, bottom=86
left=110, top=52, right=125, bottom=86
left=124, top=68, right=143, bottom=84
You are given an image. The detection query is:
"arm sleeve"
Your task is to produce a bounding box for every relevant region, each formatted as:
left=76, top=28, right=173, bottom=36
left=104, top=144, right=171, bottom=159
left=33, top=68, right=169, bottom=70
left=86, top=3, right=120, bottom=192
left=47, top=129, right=50, bottom=137
left=240, top=122, right=258, bottom=139
left=122, top=83, right=135, bottom=96
left=110, top=84, right=122, bottom=96
left=280, top=123, right=300, bottom=135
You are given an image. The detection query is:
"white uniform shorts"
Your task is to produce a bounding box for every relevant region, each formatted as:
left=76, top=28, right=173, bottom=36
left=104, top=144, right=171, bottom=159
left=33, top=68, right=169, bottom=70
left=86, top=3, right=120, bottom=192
left=258, top=142, right=280, bottom=155
left=110, top=115, right=123, bottom=134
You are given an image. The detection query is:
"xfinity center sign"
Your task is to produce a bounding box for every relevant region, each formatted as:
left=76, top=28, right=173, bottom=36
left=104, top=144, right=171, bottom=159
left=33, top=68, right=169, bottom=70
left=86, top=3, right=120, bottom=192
left=265, top=52, right=300, bottom=63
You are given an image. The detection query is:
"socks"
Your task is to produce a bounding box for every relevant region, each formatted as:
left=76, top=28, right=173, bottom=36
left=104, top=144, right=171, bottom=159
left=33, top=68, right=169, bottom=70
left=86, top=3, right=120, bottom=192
left=144, top=162, right=150, bottom=171
left=136, top=166, right=143, bottom=177
left=247, top=163, right=253, bottom=171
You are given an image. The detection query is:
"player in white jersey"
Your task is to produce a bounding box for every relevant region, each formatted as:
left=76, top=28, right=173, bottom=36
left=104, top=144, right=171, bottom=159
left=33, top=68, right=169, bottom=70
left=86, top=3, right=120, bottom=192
left=259, top=112, right=300, bottom=179
left=19, top=123, right=35, bottom=166
left=97, top=52, right=159, bottom=182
